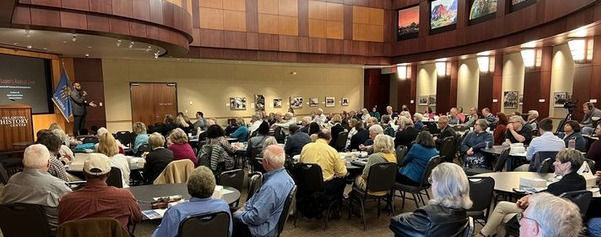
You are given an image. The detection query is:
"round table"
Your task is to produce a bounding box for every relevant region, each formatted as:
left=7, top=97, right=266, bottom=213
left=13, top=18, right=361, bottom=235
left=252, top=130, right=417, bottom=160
left=127, top=183, right=241, bottom=210
left=472, top=172, right=556, bottom=194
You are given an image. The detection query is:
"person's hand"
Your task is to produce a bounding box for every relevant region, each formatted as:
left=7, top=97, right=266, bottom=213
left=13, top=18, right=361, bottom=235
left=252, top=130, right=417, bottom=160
left=595, top=171, right=601, bottom=180
left=89, top=101, right=97, bottom=107
left=359, top=144, right=366, bottom=151
left=507, top=123, right=514, bottom=131
left=516, top=195, right=531, bottom=209
left=82, top=91, right=88, bottom=96
left=467, top=147, right=474, bottom=156
left=433, top=136, right=438, bottom=141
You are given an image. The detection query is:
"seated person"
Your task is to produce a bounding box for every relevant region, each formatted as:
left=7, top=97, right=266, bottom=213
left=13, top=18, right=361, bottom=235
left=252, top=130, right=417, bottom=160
left=246, top=121, right=270, bottom=158
left=143, top=132, right=173, bottom=184
left=284, top=124, right=311, bottom=157
left=132, top=122, right=149, bottom=155
left=97, top=132, right=131, bottom=188
left=329, top=114, right=346, bottom=147
left=359, top=125, right=384, bottom=153
left=381, top=115, right=396, bottom=137
left=515, top=118, right=565, bottom=171
left=521, top=193, right=581, bottom=237
left=448, top=107, right=460, bottom=125
left=525, top=110, right=539, bottom=131
left=461, top=119, right=494, bottom=169
left=349, top=122, right=370, bottom=151
left=586, top=123, right=601, bottom=171
left=36, top=129, right=70, bottom=182
left=390, top=163, right=472, bottom=237
left=229, top=118, right=249, bottom=142
left=413, top=113, right=425, bottom=131
left=397, top=132, right=439, bottom=186
left=205, top=124, right=237, bottom=170
left=477, top=150, right=586, bottom=237
left=504, top=115, right=533, bottom=145
left=434, top=116, right=457, bottom=148
left=148, top=114, right=178, bottom=137
left=151, top=166, right=231, bottom=237
left=581, top=102, right=601, bottom=135
left=394, top=116, right=418, bottom=150
left=58, top=153, right=142, bottom=229
left=0, top=144, right=72, bottom=233
left=558, top=120, right=587, bottom=152
left=354, top=134, right=396, bottom=194
left=493, top=112, right=509, bottom=145
left=168, top=128, right=197, bottom=164
left=233, top=145, right=295, bottom=237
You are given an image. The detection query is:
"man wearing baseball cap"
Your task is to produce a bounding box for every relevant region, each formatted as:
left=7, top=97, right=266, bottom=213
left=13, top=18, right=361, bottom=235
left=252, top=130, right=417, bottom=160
left=58, top=153, right=141, bottom=229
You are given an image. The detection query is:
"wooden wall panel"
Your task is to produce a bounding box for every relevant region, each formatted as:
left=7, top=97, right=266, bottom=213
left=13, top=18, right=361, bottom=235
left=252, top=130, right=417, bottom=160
left=478, top=73, right=494, bottom=112
left=491, top=54, right=503, bottom=113
left=364, top=69, right=390, bottom=112
left=73, top=58, right=106, bottom=130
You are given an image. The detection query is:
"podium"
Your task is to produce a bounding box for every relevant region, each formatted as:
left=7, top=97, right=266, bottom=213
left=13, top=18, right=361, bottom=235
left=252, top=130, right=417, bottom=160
left=0, top=105, right=34, bottom=151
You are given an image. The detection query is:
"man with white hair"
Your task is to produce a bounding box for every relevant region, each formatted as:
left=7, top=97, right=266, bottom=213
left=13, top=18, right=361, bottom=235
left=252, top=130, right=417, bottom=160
left=525, top=110, right=539, bottom=131
left=359, top=124, right=384, bottom=153
left=0, top=144, right=72, bottom=233
left=249, top=114, right=263, bottom=136
left=504, top=115, right=533, bottom=145
left=312, top=108, right=327, bottom=126
left=233, top=145, right=295, bottom=237
left=386, top=105, right=399, bottom=119
left=519, top=193, right=581, bottom=237
left=273, top=112, right=297, bottom=135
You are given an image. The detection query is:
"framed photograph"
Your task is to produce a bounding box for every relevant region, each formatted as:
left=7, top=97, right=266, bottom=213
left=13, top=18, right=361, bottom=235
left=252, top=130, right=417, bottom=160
left=554, top=92, right=568, bottom=108
left=397, top=5, right=420, bottom=41
left=289, top=96, right=303, bottom=109
left=503, top=91, right=519, bottom=108
left=254, top=94, right=265, bottom=112
left=418, top=96, right=428, bottom=105
left=229, top=97, right=246, bottom=110
left=428, top=95, right=437, bottom=106
left=341, top=97, right=349, bottom=106
left=519, top=94, right=523, bottom=105
left=309, top=97, right=319, bottom=107
left=468, top=0, right=497, bottom=25
left=325, top=96, right=335, bottom=107
left=430, top=0, right=458, bottom=34
left=273, top=98, right=282, bottom=108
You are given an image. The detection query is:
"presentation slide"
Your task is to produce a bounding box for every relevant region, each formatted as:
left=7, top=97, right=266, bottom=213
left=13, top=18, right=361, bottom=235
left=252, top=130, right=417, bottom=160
left=0, top=53, right=52, bottom=114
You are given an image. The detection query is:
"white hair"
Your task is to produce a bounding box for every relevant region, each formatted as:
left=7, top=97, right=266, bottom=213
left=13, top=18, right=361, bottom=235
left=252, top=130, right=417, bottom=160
left=527, top=192, right=581, bottom=237
left=369, top=124, right=383, bottom=134
left=263, top=145, right=285, bottom=167
left=96, top=127, right=109, bottom=136
left=23, top=144, right=50, bottom=169
left=413, top=113, right=424, bottom=121
left=510, top=115, right=525, bottom=124
left=528, top=110, right=539, bottom=118
left=429, top=163, right=473, bottom=209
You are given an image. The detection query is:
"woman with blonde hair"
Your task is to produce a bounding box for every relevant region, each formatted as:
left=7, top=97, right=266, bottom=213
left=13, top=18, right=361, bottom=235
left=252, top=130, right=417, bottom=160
left=167, top=128, right=197, bottom=164
left=390, top=163, right=472, bottom=236
left=175, top=115, right=192, bottom=134
left=354, top=134, right=396, bottom=194
left=97, top=132, right=131, bottom=188
left=132, top=122, right=149, bottom=154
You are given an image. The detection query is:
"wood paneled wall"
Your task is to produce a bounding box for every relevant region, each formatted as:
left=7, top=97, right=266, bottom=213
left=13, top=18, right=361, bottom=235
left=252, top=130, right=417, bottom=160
left=396, top=64, right=417, bottom=113
left=73, top=58, right=106, bottom=130
left=522, top=47, right=552, bottom=119
left=364, top=69, right=390, bottom=113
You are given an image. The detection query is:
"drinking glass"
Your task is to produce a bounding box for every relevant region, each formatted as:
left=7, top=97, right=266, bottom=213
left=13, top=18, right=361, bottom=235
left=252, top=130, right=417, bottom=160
left=485, top=141, right=490, bottom=149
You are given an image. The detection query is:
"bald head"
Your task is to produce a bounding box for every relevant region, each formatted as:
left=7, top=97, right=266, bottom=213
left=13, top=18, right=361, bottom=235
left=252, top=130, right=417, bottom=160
left=23, top=144, right=50, bottom=170
left=263, top=145, right=285, bottom=171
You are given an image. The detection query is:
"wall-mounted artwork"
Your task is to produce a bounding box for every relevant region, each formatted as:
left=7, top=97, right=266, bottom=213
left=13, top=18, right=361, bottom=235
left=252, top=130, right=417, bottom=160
left=428, top=95, right=437, bottom=106
left=553, top=92, right=568, bottom=108
left=254, top=94, right=265, bottom=112
left=510, top=0, right=535, bottom=12
left=290, top=96, right=303, bottom=109
left=341, top=98, right=349, bottom=106
left=418, top=96, right=429, bottom=105
left=309, top=97, right=319, bottom=107
left=469, top=0, right=497, bottom=21
left=503, top=91, right=518, bottom=108
left=273, top=98, right=282, bottom=108
left=519, top=94, right=523, bottom=105
left=397, top=5, right=420, bottom=40
left=430, top=0, right=458, bottom=31
left=325, top=97, right=335, bottom=107
left=230, top=97, right=246, bottom=110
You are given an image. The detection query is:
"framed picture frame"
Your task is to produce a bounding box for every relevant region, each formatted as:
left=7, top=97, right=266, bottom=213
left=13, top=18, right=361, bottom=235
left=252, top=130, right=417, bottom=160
left=289, top=96, right=303, bottom=109
left=553, top=92, right=568, bottom=108
left=229, top=97, right=246, bottom=110
left=273, top=98, right=282, bottom=108
left=309, top=97, right=319, bottom=107
left=519, top=94, right=523, bottom=105
left=503, top=91, right=518, bottom=108
left=254, top=94, right=265, bottom=112
left=418, top=96, right=428, bottom=105
left=428, top=95, right=437, bottom=106
left=341, top=98, right=349, bottom=106
left=325, top=96, right=335, bottom=107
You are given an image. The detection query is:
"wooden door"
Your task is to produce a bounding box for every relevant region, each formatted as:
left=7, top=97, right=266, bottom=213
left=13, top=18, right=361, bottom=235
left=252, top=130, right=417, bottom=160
left=130, top=82, right=177, bottom=127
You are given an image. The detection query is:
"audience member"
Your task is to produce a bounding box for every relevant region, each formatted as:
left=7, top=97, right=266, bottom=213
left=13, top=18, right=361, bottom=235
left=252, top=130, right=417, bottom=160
left=193, top=111, right=207, bottom=134
left=58, top=153, right=142, bottom=228
left=482, top=108, right=496, bottom=126
left=285, top=124, right=311, bottom=157
left=354, top=134, right=396, bottom=194
left=464, top=107, right=479, bottom=128
left=151, top=166, right=231, bottom=237
left=229, top=118, right=249, bottom=142
left=397, top=132, right=438, bottom=186
left=413, top=113, right=425, bottom=131
left=394, top=116, right=418, bottom=150
left=36, top=130, right=70, bottom=182
left=504, top=115, right=533, bottom=145
left=359, top=124, right=384, bottom=153
left=386, top=105, right=399, bottom=119
left=390, top=163, right=472, bottom=236
left=361, top=108, right=371, bottom=124
left=204, top=125, right=236, bottom=170
left=349, top=122, right=370, bottom=151
left=448, top=107, right=460, bottom=125
left=462, top=119, right=494, bottom=169
left=175, top=115, right=192, bottom=134
left=581, top=102, right=601, bottom=135
left=558, top=120, right=587, bottom=152
left=167, top=128, right=197, bottom=164
left=457, top=107, right=466, bottom=124
left=0, top=144, right=72, bottom=233
left=246, top=121, right=270, bottom=157
left=143, top=132, right=173, bottom=184
left=273, top=112, right=296, bottom=135
left=525, top=110, right=539, bottom=131
left=515, top=118, right=565, bottom=171
left=381, top=115, right=396, bottom=137
left=434, top=116, right=457, bottom=147
left=97, top=132, right=131, bottom=188
left=493, top=112, right=509, bottom=145
left=149, top=114, right=178, bottom=137
left=308, top=122, right=321, bottom=141
left=312, top=108, right=328, bottom=126
left=299, top=116, right=312, bottom=134
left=233, top=145, right=295, bottom=237
left=132, top=122, right=149, bottom=154
left=248, top=114, right=263, bottom=137
left=519, top=193, right=581, bottom=237
left=586, top=123, right=601, bottom=171
left=369, top=107, right=381, bottom=121
left=329, top=114, right=346, bottom=148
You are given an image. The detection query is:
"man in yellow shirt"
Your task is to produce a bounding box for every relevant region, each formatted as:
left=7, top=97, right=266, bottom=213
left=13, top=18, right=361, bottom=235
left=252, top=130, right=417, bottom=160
left=300, top=128, right=348, bottom=217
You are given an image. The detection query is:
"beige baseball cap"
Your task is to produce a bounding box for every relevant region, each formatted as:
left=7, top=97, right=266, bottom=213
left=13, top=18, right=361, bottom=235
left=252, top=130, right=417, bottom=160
left=84, top=153, right=111, bottom=175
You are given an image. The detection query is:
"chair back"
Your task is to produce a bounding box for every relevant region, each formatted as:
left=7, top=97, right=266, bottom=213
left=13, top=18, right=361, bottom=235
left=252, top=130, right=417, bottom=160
left=82, top=136, right=99, bottom=144
left=537, top=158, right=552, bottom=173
left=395, top=145, right=408, bottom=167
left=0, top=162, right=9, bottom=184
left=177, top=211, right=231, bottom=237
left=585, top=158, right=596, bottom=173
left=420, top=155, right=442, bottom=186
left=293, top=163, right=324, bottom=195
left=529, top=151, right=559, bottom=172
left=56, top=218, right=130, bottom=237
left=247, top=172, right=264, bottom=201
left=274, top=126, right=286, bottom=144
left=276, top=185, right=297, bottom=237
left=335, top=131, right=349, bottom=151
left=439, top=136, right=456, bottom=162
left=135, top=144, right=151, bottom=157
left=453, top=125, right=469, bottom=132
left=467, top=177, right=495, bottom=217
left=218, top=169, right=245, bottom=191
left=493, top=148, right=511, bottom=172
left=560, top=190, right=593, bottom=216
left=106, top=167, right=123, bottom=188
left=0, top=203, right=51, bottom=237
left=153, top=159, right=195, bottom=184
left=462, top=217, right=475, bottom=237
left=114, top=131, right=132, bottom=146
left=365, top=162, right=397, bottom=194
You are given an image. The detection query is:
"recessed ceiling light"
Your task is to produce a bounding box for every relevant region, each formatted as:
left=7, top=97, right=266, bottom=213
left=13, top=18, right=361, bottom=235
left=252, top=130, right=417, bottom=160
left=72, top=34, right=77, bottom=42
left=26, top=45, right=32, bottom=49
left=13, top=43, right=17, bottom=45
left=87, top=46, right=92, bottom=49
left=116, top=40, right=122, bottom=47
left=62, top=41, right=67, bottom=44
left=146, top=46, right=152, bottom=52
left=129, top=41, right=134, bottom=49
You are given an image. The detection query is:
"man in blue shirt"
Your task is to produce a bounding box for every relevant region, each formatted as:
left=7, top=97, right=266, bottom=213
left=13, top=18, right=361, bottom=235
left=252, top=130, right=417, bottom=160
left=514, top=118, right=565, bottom=171
left=151, top=166, right=231, bottom=237
left=233, top=145, right=295, bottom=237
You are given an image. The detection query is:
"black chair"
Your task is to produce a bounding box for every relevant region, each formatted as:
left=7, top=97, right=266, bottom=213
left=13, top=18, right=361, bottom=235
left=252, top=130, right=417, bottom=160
left=276, top=186, right=297, bottom=237
left=395, top=145, right=408, bottom=167
left=0, top=203, right=52, bottom=237
left=249, top=147, right=264, bottom=173
left=135, top=144, right=151, bottom=157
left=394, top=155, right=442, bottom=211
left=537, top=158, right=552, bottom=173
left=247, top=172, right=263, bottom=202
left=439, top=136, right=456, bottom=162
left=274, top=126, right=286, bottom=144
left=453, top=124, right=469, bottom=132
left=82, top=136, right=99, bottom=144
left=218, top=169, right=245, bottom=206
left=114, top=131, right=132, bottom=146
left=529, top=151, right=559, bottom=172
left=292, top=163, right=338, bottom=230
left=466, top=177, right=495, bottom=226
left=335, top=131, right=349, bottom=151
left=560, top=190, right=593, bottom=217
left=466, top=148, right=510, bottom=175
left=106, top=167, right=123, bottom=188
left=177, top=211, right=231, bottom=237
left=348, top=162, right=397, bottom=231
left=462, top=217, right=475, bottom=237
left=0, top=162, right=10, bottom=184
left=586, top=158, right=596, bottom=173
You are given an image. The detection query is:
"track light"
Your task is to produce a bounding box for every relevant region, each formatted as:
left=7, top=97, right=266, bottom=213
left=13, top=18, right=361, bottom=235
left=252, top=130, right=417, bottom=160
left=116, top=40, right=122, bottom=47
left=129, top=41, right=134, bottom=49
left=72, top=34, right=77, bottom=42
left=146, top=46, right=152, bottom=52
left=25, top=29, right=30, bottom=38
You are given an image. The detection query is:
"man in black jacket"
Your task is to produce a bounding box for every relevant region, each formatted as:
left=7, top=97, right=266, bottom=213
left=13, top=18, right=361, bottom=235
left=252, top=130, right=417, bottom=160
left=434, top=116, right=456, bottom=148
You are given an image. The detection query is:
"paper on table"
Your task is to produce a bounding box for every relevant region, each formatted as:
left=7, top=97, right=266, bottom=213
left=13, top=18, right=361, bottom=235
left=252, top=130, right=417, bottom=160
left=142, top=209, right=167, bottom=219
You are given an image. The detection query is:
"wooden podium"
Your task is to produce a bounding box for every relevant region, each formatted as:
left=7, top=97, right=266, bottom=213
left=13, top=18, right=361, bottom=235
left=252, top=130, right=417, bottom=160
left=0, top=104, right=34, bottom=151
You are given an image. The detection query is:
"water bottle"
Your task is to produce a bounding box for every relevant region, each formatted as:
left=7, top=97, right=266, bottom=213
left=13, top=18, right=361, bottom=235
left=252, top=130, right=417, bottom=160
left=568, top=137, right=576, bottom=150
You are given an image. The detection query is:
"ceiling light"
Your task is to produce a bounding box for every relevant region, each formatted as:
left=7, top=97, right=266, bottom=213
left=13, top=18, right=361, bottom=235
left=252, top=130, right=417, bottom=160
left=129, top=41, right=134, bottom=49
left=72, top=34, right=77, bottom=42
left=116, top=40, right=122, bottom=47
left=146, top=46, right=152, bottom=52
left=84, top=53, right=90, bottom=58
left=26, top=45, right=32, bottom=49
left=25, top=29, right=30, bottom=38
left=62, top=41, right=67, bottom=44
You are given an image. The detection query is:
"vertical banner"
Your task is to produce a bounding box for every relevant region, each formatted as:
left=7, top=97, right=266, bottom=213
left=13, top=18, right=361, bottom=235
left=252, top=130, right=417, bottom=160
left=51, top=67, right=73, bottom=121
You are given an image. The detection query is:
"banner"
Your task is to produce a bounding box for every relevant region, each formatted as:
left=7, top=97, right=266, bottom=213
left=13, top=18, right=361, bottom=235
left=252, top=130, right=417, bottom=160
left=51, top=67, right=73, bottom=121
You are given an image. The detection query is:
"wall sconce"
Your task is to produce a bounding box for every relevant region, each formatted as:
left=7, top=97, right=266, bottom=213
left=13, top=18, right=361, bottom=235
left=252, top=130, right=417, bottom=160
left=397, top=64, right=411, bottom=80
left=567, top=38, right=593, bottom=63
left=476, top=52, right=494, bottom=73
left=520, top=48, right=539, bottom=68
left=435, top=60, right=448, bottom=77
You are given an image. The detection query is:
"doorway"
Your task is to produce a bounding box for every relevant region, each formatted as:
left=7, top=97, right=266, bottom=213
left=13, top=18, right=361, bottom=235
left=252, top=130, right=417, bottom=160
left=130, top=82, right=178, bottom=127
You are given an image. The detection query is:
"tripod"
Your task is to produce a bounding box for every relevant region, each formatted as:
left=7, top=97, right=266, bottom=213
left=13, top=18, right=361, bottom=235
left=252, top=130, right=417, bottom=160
left=555, top=108, right=574, bottom=134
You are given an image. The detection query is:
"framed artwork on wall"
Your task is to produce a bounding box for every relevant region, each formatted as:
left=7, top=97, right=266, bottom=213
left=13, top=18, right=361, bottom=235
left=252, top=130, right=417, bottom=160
left=553, top=92, right=568, bottom=108
left=325, top=97, right=335, bottom=107
left=309, top=97, right=319, bottom=107
left=254, top=95, right=265, bottom=112
left=418, top=96, right=428, bottom=105
left=428, top=95, right=437, bottom=106
left=273, top=98, right=282, bottom=108
left=230, top=97, right=246, bottom=110
left=290, top=96, right=303, bottom=109
left=503, top=91, right=518, bottom=108
left=341, top=98, right=349, bottom=106
left=519, top=94, right=523, bottom=105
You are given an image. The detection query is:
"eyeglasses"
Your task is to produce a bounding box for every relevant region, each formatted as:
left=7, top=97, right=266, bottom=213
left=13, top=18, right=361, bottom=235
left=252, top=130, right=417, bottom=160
left=427, top=176, right=433, bottom=184
left=517, top=213, right=539, bottom=226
